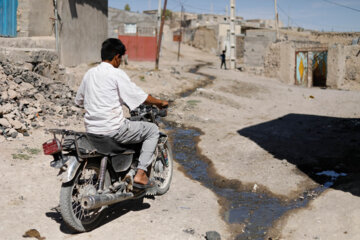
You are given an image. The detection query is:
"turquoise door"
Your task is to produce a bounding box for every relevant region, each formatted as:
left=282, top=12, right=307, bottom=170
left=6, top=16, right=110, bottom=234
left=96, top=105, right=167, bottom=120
left=0, top=0, right=18, bottom=37
left=296, top=52, right=308, bottom=86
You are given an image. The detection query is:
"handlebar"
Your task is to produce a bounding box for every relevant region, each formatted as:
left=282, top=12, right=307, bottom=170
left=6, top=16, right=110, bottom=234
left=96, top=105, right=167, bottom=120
left=130, top=104, right=167, bottom=122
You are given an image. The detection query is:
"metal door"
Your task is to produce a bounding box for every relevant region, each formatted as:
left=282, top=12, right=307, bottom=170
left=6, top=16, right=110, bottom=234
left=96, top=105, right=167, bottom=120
left=295, top=51, right=308, bottom=86
left=0, top=0, right=18, bottom=37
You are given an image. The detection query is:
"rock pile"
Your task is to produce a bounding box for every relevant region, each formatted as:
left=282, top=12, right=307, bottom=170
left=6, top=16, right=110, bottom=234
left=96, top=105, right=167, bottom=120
left=0, top=60, right=82, bottom=141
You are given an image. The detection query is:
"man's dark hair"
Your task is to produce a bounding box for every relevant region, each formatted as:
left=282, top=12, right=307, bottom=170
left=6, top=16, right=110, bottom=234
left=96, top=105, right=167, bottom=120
left=101, top=38, right=126, bottom=61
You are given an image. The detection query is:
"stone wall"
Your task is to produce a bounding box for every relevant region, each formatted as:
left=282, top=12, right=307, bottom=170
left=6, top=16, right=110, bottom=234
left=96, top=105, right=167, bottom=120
left=236, top=36, right=245, bottom=60
left=264, top=42, right=281, bottom=78
left=310, top=32, right=360, bottom=45
left=58, top=0, right=108, bottom=67
left=191, top=26, right=218, bottom=54
left=17, top=0, right=54, bottom=37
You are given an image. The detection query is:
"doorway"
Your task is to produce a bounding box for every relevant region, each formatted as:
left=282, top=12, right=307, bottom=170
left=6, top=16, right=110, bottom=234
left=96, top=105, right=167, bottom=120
left=312, top=51, right=328, bottom=87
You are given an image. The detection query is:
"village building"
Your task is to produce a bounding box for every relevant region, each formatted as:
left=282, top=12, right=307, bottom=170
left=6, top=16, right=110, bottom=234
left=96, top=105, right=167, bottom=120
left=108, top=8, right=157, bottom=61
left=0, top=0, right=108, bottom=67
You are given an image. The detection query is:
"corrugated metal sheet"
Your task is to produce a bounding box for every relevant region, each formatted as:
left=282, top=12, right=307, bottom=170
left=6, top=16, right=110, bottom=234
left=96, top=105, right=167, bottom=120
left=118, top=35, right=157, bottom=61
left=0, top=0, right=18, bottom=37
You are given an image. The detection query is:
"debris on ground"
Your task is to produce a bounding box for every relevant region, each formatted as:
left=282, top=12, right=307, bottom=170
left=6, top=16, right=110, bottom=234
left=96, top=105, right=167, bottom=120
left=23, top=229, right=45, bottom=240
left=0, top=61, right=82, bottom=140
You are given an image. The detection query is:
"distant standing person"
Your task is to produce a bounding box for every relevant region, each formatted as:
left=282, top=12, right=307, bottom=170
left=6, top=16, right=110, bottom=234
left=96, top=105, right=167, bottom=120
left=220, top=50, right=227, bottom=70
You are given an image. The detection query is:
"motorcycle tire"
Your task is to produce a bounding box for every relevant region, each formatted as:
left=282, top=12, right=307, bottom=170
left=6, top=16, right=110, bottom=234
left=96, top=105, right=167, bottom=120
left=59, top=160, right=111, bottom=232
left=153, top=141, right=174, bottom=195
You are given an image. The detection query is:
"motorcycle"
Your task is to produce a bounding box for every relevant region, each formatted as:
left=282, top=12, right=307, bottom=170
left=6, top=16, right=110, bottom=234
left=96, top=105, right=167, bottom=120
left=42, top=105, right=173, bottom=232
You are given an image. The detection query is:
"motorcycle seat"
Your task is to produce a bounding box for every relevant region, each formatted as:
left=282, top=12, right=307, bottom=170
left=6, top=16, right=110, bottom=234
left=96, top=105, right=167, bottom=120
left=86, top=133, right=134, bottom=157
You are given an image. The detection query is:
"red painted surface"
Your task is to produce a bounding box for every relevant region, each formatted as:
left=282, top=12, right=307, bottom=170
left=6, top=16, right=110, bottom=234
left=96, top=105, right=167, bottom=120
left=118, top=35, right=157, bottom=61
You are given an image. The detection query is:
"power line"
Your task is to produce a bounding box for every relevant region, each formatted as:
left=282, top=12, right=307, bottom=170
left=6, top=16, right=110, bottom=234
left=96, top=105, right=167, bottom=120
left=320, top=0, right=360, bottom=13
left=276, top=4, right=301, bottom=28
left=278, top=2, right=359, bottom=31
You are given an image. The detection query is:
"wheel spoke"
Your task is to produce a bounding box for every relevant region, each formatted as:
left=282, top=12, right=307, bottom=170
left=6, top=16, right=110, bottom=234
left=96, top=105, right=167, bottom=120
left=70, top=166, right=102, bottom=224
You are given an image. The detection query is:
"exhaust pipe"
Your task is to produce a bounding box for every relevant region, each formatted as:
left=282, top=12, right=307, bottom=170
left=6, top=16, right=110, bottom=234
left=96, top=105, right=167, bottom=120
left=81, top=192, right=134, bottom=210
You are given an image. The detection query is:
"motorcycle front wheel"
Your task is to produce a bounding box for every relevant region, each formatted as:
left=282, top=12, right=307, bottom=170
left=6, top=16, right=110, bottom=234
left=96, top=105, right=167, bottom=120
left=152, top=141, right=174, bottom=195
left=59, top=160, right=110, bottom=232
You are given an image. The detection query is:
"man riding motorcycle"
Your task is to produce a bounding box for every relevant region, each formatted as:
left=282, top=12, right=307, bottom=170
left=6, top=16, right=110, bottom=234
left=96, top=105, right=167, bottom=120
left=75, top=38, right=168, bottom=190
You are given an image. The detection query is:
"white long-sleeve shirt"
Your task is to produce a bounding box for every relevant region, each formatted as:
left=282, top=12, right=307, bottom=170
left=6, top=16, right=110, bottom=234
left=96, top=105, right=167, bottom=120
left=75, top=62, right=148, bottom=135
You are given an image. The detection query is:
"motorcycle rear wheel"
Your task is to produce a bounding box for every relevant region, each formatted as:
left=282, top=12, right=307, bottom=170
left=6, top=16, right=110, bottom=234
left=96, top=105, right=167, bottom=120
left=60, top=160, right=110, bottom=232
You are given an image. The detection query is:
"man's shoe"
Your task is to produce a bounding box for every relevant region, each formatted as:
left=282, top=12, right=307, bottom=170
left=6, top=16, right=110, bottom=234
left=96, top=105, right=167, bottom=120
left=133, top=179, right=156, bottom=189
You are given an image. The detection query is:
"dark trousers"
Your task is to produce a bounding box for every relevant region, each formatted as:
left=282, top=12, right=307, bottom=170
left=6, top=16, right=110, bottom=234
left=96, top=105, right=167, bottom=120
left=221, top=60, right=226, bottom=69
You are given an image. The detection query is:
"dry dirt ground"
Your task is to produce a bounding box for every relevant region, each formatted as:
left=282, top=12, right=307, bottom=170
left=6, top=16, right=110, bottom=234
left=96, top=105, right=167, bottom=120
left=1, top=41, right=360, bottom=240
left=165, top=43, right=360, bottom=239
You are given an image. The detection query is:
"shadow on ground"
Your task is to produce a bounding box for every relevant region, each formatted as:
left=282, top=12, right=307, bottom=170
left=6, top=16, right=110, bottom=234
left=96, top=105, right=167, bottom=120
left=46, top=198, right=150, bottom=234
left=238, top=114, right=360, bottom=197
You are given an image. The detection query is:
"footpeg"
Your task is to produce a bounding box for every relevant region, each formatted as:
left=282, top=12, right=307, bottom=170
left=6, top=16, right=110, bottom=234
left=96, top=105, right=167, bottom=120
left=123, top=169, right=135, bottom=192
left=109, top=181, right=125, bottom=193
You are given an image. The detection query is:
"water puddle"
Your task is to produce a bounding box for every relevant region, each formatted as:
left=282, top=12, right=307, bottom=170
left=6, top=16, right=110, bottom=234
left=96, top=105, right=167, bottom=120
left=167, top=125, right=328, bottom=239
left=170, top=62, right=352, bottom=239
left=180, top=63, right=216, bottom=98
left=316, top=170, right=347, bottom=188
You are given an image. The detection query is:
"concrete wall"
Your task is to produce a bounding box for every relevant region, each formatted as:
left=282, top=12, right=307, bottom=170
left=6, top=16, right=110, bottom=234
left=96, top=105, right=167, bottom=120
left=218, top=23, right=241, bottom=37
left=344, top=45, right=360, bottom=85
left=244, top=30, right=277, bottom=67
left=327, top=44, right=345, bottom=88
left=58, top=0, right=108, bottom=67
left=278, top=42, right=295, bottom=84
left=108, top=8, right=156, bottom=38
left=246, top=19, right=284, bottom=29
left=328, top=44, right=360, bottom=89
left=17, top=0, right=54, bottom=37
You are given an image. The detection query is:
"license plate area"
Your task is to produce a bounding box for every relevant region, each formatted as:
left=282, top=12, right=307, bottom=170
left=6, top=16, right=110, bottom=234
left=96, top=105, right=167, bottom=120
left=43, top=139, right=62, bottom=155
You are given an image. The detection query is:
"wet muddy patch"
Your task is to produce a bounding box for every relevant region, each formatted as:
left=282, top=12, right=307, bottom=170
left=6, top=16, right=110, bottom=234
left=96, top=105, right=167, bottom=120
left=166, top=123, right=327, bottom=239
left=179, top=63, right=216, bottom=98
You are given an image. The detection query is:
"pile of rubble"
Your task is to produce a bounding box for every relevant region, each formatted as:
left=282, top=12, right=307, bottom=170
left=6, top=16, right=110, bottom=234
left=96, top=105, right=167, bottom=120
left=0, top=60, right=82, bottom=141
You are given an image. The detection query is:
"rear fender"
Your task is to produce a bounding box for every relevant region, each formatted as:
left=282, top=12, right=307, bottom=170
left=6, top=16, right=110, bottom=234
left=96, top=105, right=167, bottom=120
left=60, top=156, right=81, bottom=183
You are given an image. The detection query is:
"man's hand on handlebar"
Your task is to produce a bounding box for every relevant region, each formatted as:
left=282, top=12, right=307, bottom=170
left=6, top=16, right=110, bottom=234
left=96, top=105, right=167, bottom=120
left=160, top=100, right=169, bottom=109
left=144, top=95, right=168, bottom=109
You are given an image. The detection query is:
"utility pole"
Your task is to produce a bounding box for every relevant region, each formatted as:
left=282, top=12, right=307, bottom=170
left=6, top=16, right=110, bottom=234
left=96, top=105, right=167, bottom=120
left=274, top=0, right=279, bottom=40
left=157, top=0, right=161, bottom=43
left=155, top=0, right=167, bottom=70
left=177, top=5, right=184, bottom=61
left=230, top=0, right=236, bottom=69
left=225, top=5, right=228, bottom=21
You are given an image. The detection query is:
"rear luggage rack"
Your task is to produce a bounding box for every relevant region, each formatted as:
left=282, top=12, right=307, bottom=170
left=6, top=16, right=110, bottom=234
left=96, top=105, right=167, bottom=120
left=45, top=129, right=100, bottom=158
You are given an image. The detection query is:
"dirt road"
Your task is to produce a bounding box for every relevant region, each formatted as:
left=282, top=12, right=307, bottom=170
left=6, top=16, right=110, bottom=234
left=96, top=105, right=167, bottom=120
left=165, top=43, right=360, bottom=239
left=1, top=41, right=359, bottom=240
left=0, top=43, right=232, bottom=240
